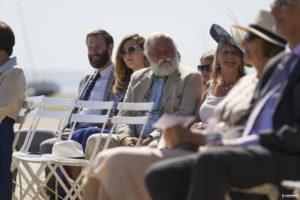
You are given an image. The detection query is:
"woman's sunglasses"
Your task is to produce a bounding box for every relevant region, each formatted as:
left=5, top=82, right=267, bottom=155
left=244, top=32, right=258, bottom=42
left=197, top=65, right=212, bottom=72
left=119, top=46, right=137, bottom=58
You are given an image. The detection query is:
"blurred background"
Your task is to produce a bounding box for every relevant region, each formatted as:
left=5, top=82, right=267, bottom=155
left=0, top=0, right=273, bottom=96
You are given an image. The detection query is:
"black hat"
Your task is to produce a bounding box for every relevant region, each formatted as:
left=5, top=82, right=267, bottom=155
left=210, top=24, right=243, bottom=52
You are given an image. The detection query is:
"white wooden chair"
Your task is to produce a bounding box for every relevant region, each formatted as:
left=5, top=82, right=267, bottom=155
left=12, top=96, right=74, bottom=200
left=103, top=102, right=154, bottom=149
left=43, top=100, right=114, bottom=200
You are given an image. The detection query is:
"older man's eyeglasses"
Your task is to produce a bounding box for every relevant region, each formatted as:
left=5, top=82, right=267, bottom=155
left=119, top=46, right=137, bottom=58
left=198, top=65, right=212, bottom=72
left=271, top=0, right=297, bottom=8
left=244, top=32, right=258, bottom=42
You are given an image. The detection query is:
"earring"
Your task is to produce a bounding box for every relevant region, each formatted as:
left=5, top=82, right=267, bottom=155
left=239, top=65, right=242, bottom=69
left=217, top=64, right=220, bottom=68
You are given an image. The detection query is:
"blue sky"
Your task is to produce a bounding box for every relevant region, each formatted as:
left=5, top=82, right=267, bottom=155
left=1, top=0, right=273, bottom=81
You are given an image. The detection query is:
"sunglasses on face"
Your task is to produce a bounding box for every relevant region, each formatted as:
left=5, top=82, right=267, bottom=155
left=119, top=46, right=137, bottom=58
left=244, top=32, right=258, bottom=42
left=197, top=65, right=212, bottom=72
left=271, top=0, right=297, bottom=8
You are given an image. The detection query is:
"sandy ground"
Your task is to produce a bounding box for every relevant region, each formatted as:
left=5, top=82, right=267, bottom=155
left=13, top=92, right=76, bottom=200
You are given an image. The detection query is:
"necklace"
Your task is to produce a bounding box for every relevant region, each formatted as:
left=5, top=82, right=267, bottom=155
left=218, top=80, right=237, bottom=90
left=218, top=84, right=234, bottom=90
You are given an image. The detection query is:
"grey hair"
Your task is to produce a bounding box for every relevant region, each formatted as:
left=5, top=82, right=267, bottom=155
left=144, top=31, right=177, bottom=58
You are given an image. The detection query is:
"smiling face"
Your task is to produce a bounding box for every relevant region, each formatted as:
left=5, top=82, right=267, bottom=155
left=217, top=43, right=243, bottom=73
left=121, top=39, right=145, bottom=72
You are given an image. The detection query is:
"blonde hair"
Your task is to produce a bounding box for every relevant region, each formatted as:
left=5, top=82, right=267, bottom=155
left=200, top=50, right=215, bottom=64
left=113, top=34, right=149, bottom=94
left=210, top=40, right=245, bottom=86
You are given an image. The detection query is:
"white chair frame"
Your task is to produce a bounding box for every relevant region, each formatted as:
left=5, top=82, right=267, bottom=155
left=43, top=100, right=114, bottom=200
left=12, top=96, right=75, bottom=200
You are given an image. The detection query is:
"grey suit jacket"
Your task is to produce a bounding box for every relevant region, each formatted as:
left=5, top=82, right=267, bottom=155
left=117, top=65, right=203, bottom=143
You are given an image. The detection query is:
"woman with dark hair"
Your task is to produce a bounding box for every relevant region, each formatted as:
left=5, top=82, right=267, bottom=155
left=0, top=21, right=26, bottom=200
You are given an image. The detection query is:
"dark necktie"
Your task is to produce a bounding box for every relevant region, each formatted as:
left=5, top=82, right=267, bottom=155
left=81, top=72, right=101, bottom=100
left=63, top=72, right=101, bottom=130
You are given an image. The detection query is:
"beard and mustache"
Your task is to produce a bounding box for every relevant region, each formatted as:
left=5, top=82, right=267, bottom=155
left=150, top=56, right=179, bottom=76
left=88, top=48, right=110, bottom=69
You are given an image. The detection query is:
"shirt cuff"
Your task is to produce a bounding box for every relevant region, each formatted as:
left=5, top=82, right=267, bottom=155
left=235, top=134, right=260, bottom=147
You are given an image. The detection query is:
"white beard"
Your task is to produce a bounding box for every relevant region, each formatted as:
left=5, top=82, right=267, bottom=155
left=150, top=57, right=179, bottom=76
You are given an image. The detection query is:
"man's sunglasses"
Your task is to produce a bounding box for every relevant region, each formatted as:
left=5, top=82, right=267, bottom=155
left=271, top=0, right=297, bottom=9
left=244, top=32, right=258, bottom=42
left=197, top=65, right=212, bottom=72
left=119, top=46, right=137, bottom=58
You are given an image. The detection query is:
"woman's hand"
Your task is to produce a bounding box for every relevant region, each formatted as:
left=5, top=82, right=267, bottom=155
left=190, top=122, right=207, bottom=130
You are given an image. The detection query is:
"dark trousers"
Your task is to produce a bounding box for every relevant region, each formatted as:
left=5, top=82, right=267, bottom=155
left=0, top=117, right=14, bottom=200
left=145, top=145, right=300, bottom=200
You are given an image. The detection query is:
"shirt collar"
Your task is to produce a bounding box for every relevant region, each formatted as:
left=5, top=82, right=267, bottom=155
left=285, top=42, right=300, bottom=57
left=0, top=56, right=17, bottom=74
left=98, top=63, right=114, bottom=78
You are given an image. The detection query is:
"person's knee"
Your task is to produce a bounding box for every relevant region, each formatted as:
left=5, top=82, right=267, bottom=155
left=40, top=138, right=58, bottom=154
left=85, top=134, right=102, bottom=159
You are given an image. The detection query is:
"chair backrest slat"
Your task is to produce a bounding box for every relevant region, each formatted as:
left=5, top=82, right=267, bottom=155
left=70, top=114, right=108, bottom=124
left=103, top=102, right=154, bottom=150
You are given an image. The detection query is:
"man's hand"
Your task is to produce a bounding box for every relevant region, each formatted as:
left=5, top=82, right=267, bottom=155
left=120, top=137, right=138, bottom=147
left=141, top=136, right=153, bottom=146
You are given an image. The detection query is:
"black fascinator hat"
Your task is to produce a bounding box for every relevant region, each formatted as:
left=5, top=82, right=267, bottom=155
left=210, top=24, right=243, bottom=53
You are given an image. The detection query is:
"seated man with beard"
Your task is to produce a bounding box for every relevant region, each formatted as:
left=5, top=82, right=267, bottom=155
left=85, top=31, right=203, bottom=158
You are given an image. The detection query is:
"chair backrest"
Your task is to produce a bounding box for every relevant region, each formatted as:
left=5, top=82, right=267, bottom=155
left=13, top=95, right=45, bottom=150
left=103, top=102, right=154, bottom=150
left=19, top=96, right=75, bottom=152
left=65, top=100, right=114, bottom=160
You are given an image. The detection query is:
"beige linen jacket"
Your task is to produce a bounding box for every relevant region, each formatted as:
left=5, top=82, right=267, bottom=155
left=0, top=57, right=26, bottom=123
left=117, top=65, right=203, bottom=143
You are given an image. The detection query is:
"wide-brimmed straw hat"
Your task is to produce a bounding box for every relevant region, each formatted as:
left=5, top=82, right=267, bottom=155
left=233, top=10, right=286, bottom=47
left=210, top=24, right=243, bottom=53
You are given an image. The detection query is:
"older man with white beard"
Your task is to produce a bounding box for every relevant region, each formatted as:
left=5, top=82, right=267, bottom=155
left=83, top=31, right=203, bottom=200
left=85, top=31, right=203, bottom=158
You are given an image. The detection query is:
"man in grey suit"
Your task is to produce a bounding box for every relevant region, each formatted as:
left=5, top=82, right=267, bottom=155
left=145, top=1, right=300, bottom=199
left=37, top=29, right=115, bottom=199
left=85, top=31, right=203, bottom=158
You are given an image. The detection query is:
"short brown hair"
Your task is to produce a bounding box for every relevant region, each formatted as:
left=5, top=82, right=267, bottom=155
left=0, top=21, right=15, bottom=56
left=86, top=29, right=114, bottom=47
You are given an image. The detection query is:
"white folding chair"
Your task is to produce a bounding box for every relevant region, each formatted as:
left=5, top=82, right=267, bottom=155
left=44, top=100, right=114, bottom=200
left=103, top=102, right=154, bottom=150
left=12, top=96, right=74, bottom=200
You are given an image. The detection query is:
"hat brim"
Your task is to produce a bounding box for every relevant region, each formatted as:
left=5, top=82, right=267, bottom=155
left=210, top=24, right=243, bottom=52
left=233, top=24, right=286, bottom=47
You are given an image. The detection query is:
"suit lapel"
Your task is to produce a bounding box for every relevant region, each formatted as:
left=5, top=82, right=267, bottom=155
left=134, top=70, right=153, bottom=102
left=78, top=71, right=96, bottom=100
left=276, top=58, right=300, bottom=108
left=103, top=70, right=115, bottom=101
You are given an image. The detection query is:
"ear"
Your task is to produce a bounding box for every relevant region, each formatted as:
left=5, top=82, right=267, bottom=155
left=108, top=43, right=114, bottom=56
